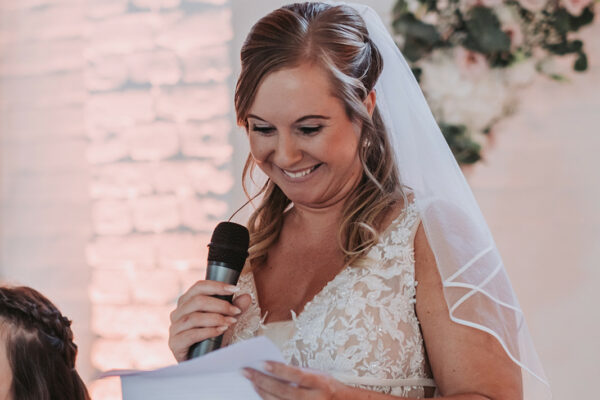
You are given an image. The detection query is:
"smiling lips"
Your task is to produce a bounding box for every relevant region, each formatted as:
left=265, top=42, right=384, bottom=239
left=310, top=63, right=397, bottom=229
left=281, top=164, right=321, bottom=179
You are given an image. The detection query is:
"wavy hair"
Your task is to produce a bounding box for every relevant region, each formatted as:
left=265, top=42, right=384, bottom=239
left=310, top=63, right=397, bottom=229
left=0, top=286, right=91, bottom=400
left=234, top=2, right=405, bottom=268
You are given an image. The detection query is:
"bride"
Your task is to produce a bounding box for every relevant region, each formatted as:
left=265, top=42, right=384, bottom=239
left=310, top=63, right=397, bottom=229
left=168, top=2, right=550, bottom=399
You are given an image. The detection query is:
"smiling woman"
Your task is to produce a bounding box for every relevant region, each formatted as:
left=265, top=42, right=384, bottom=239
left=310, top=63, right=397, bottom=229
left=246, top=63, right=368, bottom=210
left=167, top=2, right=550, bottom=399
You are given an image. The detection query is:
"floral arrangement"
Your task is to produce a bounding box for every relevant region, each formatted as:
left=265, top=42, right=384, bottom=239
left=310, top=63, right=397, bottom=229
left=392, top=0, right=597, bottom=164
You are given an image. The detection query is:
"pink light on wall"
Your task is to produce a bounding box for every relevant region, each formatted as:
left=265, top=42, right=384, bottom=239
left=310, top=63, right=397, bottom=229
left=83, top=1, right=235, bottom=398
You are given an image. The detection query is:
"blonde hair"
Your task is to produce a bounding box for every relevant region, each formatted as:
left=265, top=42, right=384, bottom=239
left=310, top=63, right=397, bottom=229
left=235, top=2, right=405, bottom=268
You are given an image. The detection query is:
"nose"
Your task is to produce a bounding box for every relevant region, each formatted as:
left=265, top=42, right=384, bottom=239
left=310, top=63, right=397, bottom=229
left=272, top=132, right=302, bottom=168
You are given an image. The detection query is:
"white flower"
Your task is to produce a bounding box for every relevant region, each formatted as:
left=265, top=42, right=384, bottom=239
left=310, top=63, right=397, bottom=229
left=419, top=48, right=511, bottom=134
left=495, top=5, right=525, bottom=50
left=561, top=0, right=592, bottom=16
left=505, top=58, right=536, bottom=87
left=454, top=46, right=489, bottom=80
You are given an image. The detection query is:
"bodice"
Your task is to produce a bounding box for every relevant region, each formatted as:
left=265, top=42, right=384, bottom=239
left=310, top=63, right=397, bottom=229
left=224, top=200, right=437, bottom=397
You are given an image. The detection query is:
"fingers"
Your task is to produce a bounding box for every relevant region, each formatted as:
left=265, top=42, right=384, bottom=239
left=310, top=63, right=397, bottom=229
left=169, top=311, right=237, bottom=337
left=243, top=368, right=300, bottom=400
left=232, top=293, right=252, bottom=313
left=170, top=293, right=242, bottom=323
left=169, top=325, right=229, bottom=363
left=176, top=280, right=238, bottom=307
left=168, top=280, right=243, bottom=363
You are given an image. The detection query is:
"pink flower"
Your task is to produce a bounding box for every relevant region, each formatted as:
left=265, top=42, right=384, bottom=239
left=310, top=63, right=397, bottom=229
left=561, top=0, right=592, bottom=16
left=454, top=47, right=489, bottom=79
left=518, top=0, right=547, bottom=12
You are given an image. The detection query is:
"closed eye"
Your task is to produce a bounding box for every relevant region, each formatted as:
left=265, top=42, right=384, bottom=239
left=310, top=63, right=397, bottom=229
left=251, top=125, right=275, bottom=134
left=299, top=126, right=323, bottom=135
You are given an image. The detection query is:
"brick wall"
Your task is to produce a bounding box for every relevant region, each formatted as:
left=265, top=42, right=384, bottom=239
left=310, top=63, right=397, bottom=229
left=1, top=0, right=235, bottom=398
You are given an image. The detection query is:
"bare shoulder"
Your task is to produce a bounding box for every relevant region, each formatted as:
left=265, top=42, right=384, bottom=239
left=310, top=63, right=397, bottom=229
left=413, top=224, right=523, bottom=399
left=378, top=189, right=416, bottom=233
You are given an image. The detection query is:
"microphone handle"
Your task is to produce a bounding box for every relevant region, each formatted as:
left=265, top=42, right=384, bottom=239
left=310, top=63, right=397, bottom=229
left=187, top=262, right=241, bottom=359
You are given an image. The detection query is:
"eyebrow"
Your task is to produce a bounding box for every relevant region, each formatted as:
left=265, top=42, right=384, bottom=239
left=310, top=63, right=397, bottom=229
left=247, top=114, right=330, bottom=124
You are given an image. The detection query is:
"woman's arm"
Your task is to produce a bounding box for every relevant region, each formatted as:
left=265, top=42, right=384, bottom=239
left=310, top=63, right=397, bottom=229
left=412, top=223, right=523, bottom=400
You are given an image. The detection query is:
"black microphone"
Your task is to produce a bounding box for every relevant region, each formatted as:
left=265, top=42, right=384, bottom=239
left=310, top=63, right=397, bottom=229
left=187, top=221, right=250, bottom=359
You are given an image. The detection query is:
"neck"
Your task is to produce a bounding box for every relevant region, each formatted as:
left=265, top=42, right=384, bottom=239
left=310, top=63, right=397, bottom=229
left=287, top=200, right=345, bottom=238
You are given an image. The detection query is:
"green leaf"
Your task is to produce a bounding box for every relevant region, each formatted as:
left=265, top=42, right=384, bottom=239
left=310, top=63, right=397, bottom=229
left=574, top=52, right=588, bottom=71
left=439, top=123, right=483, bottom=165
left=568, top=6, right=595, bottom=31
left=463, top=7, right=511, bottom=54
left=411, top=67, right=423, bottom=82
left=552, top=8, right=571, bottom=36
left=393, top=0, right=409, bottom=16
left=545, top=39, right=582, bottom=55
left=393, top=14, right=441, bottom=62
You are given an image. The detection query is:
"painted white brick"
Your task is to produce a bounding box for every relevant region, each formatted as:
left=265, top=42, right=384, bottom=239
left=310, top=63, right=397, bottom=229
left=132, top=0, right=181, bottom=10
left=181, top=45, right=231, bottom=84
left=180, top=197, right=228, bottom=231
left=156, top=8, right=232, bottom=55
left=157, top=232, right=209, bottom=267
left=90, top=268, right=131, bottom=305
left=127, top=49, right=181, bottom=85
left=92, top=304, right=171, bottom=338
left=86, top=235, right=156, bottom=266
left=90, top=164, right=155, bottom=199
left=85, top=90, right=155, bottom=132
left=125, top=121, right=180, bottom=161
left=87, top=13, right=157, bottom=57
left=92, top=200, right=133, bottom=235
left=186, top=162, right=234, bottom=195
left=85, top=54, right=128, bottom=92
left=179, top=119, right=233, bottom=164
left=131, top=268, right=179, bottom=305
left=87, top=136, right=129, bottom=165
left=156, top=83, right=230, bottom=122
left=86, top=0, right=129, bottom=20
left=131, top=195, right=180, bottom=232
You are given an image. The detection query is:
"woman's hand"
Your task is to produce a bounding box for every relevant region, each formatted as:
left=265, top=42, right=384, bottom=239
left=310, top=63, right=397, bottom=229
left=168, top=280, right=252, bottom=362
left=242, top=361, right=348, bottom=400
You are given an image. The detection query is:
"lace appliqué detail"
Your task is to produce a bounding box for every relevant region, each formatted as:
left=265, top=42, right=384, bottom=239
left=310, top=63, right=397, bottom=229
left=224, top=201, right=435, bottom=398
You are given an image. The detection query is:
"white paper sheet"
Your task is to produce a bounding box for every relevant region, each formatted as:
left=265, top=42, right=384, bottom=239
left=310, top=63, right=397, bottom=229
left=100, top=336, right=285, bottom=400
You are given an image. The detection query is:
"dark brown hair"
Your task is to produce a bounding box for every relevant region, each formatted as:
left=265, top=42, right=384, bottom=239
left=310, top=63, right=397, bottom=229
left=235, top=2, right=404, bottom=268
left=0, top=286, right=91, bottom=400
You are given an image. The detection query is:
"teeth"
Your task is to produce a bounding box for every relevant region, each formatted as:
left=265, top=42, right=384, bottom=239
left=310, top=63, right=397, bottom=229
left=282, top=165, right=316, bottom=179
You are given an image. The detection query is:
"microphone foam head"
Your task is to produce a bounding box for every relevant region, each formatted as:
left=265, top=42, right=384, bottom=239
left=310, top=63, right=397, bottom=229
left=208, top=222, right=250, bottom=271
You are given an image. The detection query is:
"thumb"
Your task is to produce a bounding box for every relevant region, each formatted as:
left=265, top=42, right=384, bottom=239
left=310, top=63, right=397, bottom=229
left=232, top=293, right=252, bottom=313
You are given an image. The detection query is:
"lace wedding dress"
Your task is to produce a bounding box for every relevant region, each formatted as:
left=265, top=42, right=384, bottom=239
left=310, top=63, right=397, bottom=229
left=223, top=200, right=438, bottom=398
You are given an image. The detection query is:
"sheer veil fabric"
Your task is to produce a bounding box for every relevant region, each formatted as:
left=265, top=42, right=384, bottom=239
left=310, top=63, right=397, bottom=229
left=323, top=2, right=551, bottom=398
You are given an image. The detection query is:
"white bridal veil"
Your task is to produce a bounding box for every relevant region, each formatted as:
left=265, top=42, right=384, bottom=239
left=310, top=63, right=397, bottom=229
left=332, top=2, right=551, bottom=398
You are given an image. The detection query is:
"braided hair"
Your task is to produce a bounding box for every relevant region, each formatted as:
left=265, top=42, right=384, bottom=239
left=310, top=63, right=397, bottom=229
left=0, top=286, right=90, bottom=400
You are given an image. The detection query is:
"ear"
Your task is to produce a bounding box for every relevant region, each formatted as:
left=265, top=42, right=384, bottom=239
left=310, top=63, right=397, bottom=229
left=363, top=89, right=376, bottom=117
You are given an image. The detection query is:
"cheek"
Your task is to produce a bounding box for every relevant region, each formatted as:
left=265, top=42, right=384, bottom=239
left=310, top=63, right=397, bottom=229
left=248, top=135, right=271, bottom=165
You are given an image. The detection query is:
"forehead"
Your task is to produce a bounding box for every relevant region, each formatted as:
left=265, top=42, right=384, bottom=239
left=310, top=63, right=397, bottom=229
left=248, top=63, right=340, bottom=122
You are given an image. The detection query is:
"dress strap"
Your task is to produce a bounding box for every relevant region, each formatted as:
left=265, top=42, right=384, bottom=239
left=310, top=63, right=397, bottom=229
left=331, top=372, right=436, bottom=388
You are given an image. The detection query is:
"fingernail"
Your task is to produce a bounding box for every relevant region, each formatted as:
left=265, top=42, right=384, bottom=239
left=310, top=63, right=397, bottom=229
left=232, top=307, right=242, bottom=315
left=224, top=285, right=239, bottom=293
left=226, top=317, right=237, bottom=324
left=242, top=369, right=252, bottom=379
left=217, top=325, right=228, bottom=332
left=262, top=361, right=273, bottom=372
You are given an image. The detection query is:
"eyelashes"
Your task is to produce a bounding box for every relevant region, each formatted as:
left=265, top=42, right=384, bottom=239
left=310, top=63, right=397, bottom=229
left=250, top=125, right=323, bottom=135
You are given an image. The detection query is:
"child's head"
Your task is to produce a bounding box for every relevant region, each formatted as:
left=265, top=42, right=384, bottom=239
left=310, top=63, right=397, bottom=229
left=0, top=286, right=90, bottom=400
